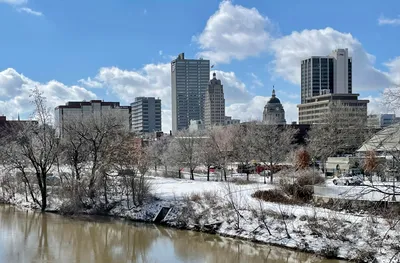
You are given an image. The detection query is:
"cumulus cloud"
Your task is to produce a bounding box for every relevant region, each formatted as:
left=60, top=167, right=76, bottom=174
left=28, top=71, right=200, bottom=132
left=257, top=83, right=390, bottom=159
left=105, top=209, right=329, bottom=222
left=0, top=68, right=97, bottom=120
left=384, top=56, right=400, bottom=85
left=194, top=0, right=272, bottom=64
left=0, top=0, right=26, bottom=5
left=378, top=15, right=400, bottom=26
left=17, top=7, right=42, bottom=16
left=270, top=27, right=396, bottom=91
left=212, top=70, right=251, bottom=103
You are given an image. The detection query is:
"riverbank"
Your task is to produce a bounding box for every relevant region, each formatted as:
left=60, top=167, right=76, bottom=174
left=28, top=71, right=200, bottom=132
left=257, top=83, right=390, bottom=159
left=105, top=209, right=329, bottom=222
left=2, top=175, right=398, bottom=262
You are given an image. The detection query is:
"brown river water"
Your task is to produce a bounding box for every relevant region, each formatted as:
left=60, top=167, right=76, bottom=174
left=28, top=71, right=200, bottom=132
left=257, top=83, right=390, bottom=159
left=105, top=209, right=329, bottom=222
left=0, top=205, right=346, bottom=263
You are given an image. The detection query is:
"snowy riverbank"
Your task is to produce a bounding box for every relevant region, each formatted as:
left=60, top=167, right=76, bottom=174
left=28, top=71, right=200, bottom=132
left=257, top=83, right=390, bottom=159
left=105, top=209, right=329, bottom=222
left=3, top=174, right=399, bottom=262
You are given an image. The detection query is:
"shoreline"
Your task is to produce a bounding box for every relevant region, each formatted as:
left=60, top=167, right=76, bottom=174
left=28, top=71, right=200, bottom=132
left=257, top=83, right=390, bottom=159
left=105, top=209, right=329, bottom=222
left=1, top=197, right=348, bottom=262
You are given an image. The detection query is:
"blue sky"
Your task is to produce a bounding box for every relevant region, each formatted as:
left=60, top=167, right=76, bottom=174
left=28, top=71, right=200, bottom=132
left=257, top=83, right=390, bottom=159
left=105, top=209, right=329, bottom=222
left=0, top=0, right=399, bottom=131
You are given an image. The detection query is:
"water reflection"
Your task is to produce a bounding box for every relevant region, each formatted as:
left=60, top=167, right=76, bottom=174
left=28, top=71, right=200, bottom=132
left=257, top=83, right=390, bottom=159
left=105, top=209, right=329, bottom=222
left=0, top=205, right=345, bottom=263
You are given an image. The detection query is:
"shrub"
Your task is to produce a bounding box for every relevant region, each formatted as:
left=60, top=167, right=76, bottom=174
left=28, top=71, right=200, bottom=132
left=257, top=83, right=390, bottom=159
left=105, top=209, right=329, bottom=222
left=231, top=177, right=256, bottom=185
left=279, top=169, right=325, bottom=203
left=189, top=193, right=202, bottom=202
left=252, top=189, right=295, bottom=204
left=319, top=245, right=339, bottom=258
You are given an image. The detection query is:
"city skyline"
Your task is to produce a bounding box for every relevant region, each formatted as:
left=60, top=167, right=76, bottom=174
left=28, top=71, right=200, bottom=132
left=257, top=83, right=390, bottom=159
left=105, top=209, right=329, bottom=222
left=0, top=0, right=399, bottom=132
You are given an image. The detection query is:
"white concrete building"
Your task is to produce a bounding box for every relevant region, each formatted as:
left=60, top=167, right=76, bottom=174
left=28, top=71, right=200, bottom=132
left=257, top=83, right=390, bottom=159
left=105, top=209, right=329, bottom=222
left=55, top=100, right=131, bottom=136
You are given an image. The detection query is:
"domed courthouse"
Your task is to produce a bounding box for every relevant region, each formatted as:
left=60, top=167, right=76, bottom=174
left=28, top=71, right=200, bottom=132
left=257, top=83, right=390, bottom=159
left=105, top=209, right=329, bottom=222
left=263, top=88, right=286, bottom=125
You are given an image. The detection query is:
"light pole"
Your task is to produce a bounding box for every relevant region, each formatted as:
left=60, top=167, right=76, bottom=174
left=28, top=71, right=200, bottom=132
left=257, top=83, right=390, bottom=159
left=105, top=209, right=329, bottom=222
left=312, top=157, right=315, bottom=184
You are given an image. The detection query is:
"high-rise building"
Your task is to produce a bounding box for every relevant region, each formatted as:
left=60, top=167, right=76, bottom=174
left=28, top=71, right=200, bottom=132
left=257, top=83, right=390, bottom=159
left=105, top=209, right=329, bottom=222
left=171, top=53, right=210, bottom=134
left=55, top=100, right=131, bottom=136
left=204, top=72, right=225, bottom=128
left=131, top=97, right=161, bottom=133
left=301, top=48, right=352, bottom=103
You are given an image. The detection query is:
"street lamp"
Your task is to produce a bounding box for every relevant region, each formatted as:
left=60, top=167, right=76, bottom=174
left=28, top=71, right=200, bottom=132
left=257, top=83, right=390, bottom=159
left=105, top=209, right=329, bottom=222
left=312, top=157, right=315, bottom=184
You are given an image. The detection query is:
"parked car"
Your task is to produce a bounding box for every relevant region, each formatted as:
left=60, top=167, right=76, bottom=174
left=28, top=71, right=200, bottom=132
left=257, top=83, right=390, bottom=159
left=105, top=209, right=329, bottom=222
left=333, top=169, right=363, bottom=186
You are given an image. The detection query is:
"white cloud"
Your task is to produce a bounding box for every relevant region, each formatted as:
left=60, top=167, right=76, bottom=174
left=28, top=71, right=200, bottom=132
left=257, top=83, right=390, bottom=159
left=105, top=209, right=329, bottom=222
left=0, top=68, right=97, bottom=121
left=384, top=56, right=400, bottom=85
left=249, top=73, right=263, bottom=88
left=17, top=7, right=42, bottom=16
left=78, top=77, right=103, bottom=88
left=225, top=95, right=298, bottom=123
left=0, top=0, right=26, bottom=5
left=212, top=70, right=251, bottom=103
left=378, top=15, right=400, bottom=26
left=270, top=27, right=395, bottom=91
left=194, top=0, right=272, bottom=64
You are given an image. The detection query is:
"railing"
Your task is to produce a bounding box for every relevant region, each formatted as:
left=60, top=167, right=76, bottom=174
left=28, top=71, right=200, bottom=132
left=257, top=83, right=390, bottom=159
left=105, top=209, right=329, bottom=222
left=313, top=185, right=398, bottom=202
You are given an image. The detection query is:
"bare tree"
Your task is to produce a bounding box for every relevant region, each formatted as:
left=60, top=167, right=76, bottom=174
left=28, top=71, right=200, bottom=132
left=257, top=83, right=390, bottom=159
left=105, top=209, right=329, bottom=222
left=308, top=103, right=372, bottom=174
left=231, top=123, right=256, bottom=181
left=148, top=136, right=171, bottom=176
left=198, top=131, right=219, bottom=181
left=0, top=87, right=60, bottom=211
left=252, top=123, right=296, bottom=183
left=60, top=111, right=127, bottom=205
left=207, top=125, right=237, bottom=181
left=170, top=130, right=202, bottom=180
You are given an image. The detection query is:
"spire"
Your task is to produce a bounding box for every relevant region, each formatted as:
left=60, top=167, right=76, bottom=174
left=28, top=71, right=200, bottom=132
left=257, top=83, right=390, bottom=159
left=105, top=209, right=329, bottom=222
left=272, top=85, right=276, bottom=97
left=17, top=113, right=20, bottom=121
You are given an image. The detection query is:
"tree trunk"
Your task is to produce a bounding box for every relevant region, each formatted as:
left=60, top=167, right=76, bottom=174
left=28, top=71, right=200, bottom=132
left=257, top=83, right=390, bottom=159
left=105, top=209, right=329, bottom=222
left=190, top=168, right=194, bottom=180
left=103, top=174, right=108, bottom=205
left=246, top=171, right=249, bottom=181
left=270, top=162, right=274, bottom=183
left=40, top=187, right=47, bottom=212
left=178, top=169, right=181, bottom=179
left=207, top=166, right=210, bottom=181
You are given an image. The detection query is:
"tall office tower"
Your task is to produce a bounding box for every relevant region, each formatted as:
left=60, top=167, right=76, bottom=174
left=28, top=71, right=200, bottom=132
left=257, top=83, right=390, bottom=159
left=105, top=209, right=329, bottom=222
left=301, top=48, right=352, bottom=103
left=131, top=97, right=162, bottom=133
left=171, top=53, right=210, bottom=134
left=204, top=72, right=225, bottom=128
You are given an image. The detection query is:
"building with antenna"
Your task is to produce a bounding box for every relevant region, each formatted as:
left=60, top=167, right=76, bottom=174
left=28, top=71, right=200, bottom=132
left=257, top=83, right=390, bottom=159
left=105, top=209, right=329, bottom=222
left=263, top=88, right=286, bottom=125
left=204, top=72, right=225, bottom=128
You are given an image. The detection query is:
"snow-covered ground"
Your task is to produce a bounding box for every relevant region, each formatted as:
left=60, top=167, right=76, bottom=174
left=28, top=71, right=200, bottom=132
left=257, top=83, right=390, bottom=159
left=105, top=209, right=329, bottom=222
left=2, top=171, right=399, bottom=262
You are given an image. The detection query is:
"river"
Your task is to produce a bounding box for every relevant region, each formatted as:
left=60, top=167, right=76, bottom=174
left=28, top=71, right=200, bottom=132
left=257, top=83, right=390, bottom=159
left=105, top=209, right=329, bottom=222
left=0, top=205, right=346, bottom=263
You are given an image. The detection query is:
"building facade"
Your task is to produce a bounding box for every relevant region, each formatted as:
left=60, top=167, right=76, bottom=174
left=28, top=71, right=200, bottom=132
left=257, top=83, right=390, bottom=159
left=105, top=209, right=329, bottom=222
left=297, top=93, right=369, bottom=125
left=367, top=114, right=400, bottom=129
left=224, top=116, right=240, bottom=125
left=171, top=53, right=210, bottom=134
left=131, top=97, right=161, bottom=133
left=301, top=48, right=352, bottom=103
left=263, top=89, right=286, bottom=125
left=204, top=72, right=225, bottom=128
left=55, top=100, right=131, bottom=136
left=188, top=119, right=205, bottom=133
